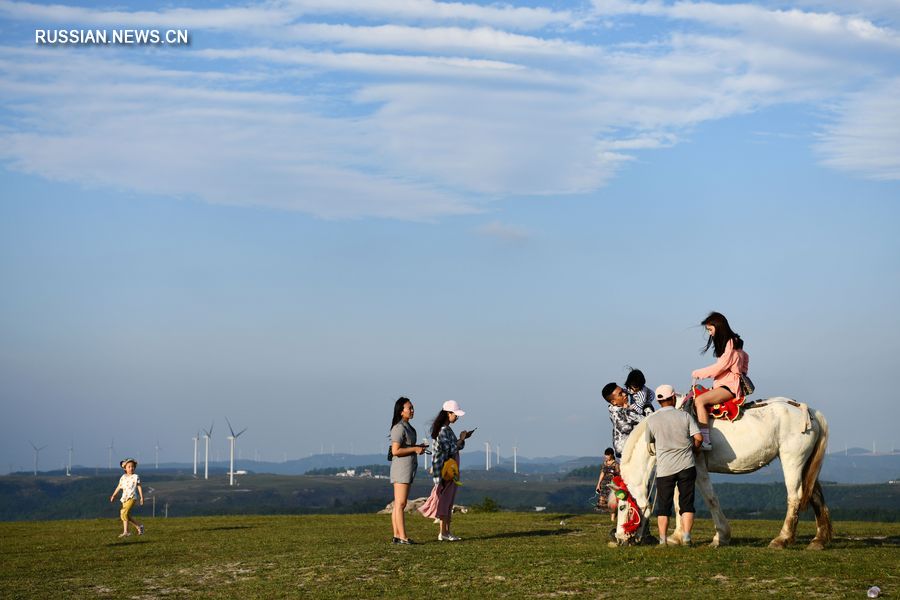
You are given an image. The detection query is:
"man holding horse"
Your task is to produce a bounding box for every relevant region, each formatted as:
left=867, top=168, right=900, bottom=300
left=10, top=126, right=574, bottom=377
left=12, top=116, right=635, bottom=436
left=645, top=384, right=702, bottom=546
left=602, top=382, right=645, bottom=458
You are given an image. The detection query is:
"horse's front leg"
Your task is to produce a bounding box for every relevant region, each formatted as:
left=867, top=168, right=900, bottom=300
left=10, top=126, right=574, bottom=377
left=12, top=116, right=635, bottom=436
left=695, top=456, right=730, bottom=547
left=770, top=458, right=804, bottom=549
left=669, top=487, right=684, bottom=545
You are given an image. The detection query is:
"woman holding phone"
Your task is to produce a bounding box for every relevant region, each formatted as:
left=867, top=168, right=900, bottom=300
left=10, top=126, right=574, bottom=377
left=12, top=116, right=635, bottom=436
left=419, top=400, right=474, bottom=541
left=389, top=397, right=426, bottom=544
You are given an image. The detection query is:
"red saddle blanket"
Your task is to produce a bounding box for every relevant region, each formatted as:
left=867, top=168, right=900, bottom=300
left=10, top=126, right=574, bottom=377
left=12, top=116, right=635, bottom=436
left=690, top=384, right=745, bottom=421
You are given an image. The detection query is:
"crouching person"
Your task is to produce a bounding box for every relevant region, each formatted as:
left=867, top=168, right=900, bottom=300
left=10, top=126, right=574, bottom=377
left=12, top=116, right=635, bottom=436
left=645, top=385, right=702, bottom=546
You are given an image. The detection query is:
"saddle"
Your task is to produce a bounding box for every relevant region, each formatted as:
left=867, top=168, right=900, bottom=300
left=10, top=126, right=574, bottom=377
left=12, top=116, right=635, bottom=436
left=687, top=384, right=745, bottom=421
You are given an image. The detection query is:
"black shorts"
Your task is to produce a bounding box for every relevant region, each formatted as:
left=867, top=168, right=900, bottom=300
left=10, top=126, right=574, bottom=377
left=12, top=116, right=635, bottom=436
left=655, top=467, right=697, bottom=516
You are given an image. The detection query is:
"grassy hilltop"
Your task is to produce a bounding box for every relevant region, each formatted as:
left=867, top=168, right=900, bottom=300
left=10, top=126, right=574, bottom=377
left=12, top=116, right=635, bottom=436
left=1, top=513, right=897, bottom=599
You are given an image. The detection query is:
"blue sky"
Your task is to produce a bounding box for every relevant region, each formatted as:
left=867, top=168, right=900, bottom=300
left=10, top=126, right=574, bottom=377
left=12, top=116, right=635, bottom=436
left=1, top=0, right=899, bottom=473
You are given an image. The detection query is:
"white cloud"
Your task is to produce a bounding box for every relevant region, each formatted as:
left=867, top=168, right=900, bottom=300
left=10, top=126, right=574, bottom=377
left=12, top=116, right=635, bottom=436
left=815, top=79, right=900, bottom=180
left=0, top=49, right=479, bottom=220
left=0, top=0, right=897, bottom=219
left=593, top=0, right=900, bottom=48
left=0, top=0, right=293, bottom=29
left=284, top=22, right=598, bottom=59
left=0, top=0, right=575, bottom=31
left=279, top=0, right=575, bottom=30
left=196, top=47, right=529, bottom=78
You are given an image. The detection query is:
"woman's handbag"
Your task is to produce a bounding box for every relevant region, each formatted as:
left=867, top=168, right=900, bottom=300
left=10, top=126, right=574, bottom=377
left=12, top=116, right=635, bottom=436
left=739, top=372, right=755, bottom=397
left=440, top=458, right=460, bottom=484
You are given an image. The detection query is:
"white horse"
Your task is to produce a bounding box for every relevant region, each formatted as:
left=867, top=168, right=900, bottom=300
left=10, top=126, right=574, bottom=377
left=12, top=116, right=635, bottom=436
left=615, top=398, right=832, bottom=550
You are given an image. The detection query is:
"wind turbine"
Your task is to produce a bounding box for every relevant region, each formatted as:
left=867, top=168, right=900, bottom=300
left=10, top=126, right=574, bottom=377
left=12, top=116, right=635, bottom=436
left=422, top=437, right=432, bottom=471
left=201, top=422, right=213, bottom=480
left=513, top=445, right=518, bottom=474
left=225, top=417, right=247, bottom=486
left=154, top=440, right=161, bottom=469
left=496, top=444, right=500, bottom=466
left=29, top=441, right=47, bottom=476
left=485, top=441, right=491, bottom=471
left=67, top=440, right=74, bottom=476
left=107, top=438, right=115, bottom=470
left=192, top=432, right=199, bottom=477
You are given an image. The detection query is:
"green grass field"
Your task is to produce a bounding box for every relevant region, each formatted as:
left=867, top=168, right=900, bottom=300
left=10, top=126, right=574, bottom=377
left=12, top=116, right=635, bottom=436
left=1, top=513, right=897, bottom=598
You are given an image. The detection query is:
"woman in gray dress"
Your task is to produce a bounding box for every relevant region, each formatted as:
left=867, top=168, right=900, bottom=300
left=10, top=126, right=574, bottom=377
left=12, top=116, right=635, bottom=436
left=390, top=397, right=426, bottom=544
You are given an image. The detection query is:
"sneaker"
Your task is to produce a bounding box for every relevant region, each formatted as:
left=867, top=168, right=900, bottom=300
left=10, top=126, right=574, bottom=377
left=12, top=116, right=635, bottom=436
left=394, top=538, right=416, bottom=545
left=137, top=525, right=144, bottom=536
left=439, top=533, right=461, bottom=542
left=700, top=442, right=713, bottom=452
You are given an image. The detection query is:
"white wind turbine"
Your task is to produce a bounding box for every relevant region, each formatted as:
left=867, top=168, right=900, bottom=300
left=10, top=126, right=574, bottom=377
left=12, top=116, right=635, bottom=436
left=29, top=441, right=47, bottom=476
left=496, top=443, right=500, bottom=466
left=202, top=422, right=213, bottom=480
left=154, top=440, right=161, bottom=469
left=67, top=440, right=74, bottom=476
left=225, top=417, right=247, bottom=486
left=107, top=438, right=115, bottom=470
left=192, top=431, right=199, bottom=477
left=484, top=441, right=491, bottom=471
left=513, top=445, right=518, bottom=474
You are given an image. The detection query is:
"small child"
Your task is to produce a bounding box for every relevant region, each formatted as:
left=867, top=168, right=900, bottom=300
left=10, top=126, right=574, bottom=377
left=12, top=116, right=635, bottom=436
left=595, top=447, right=620, bottom=518
left=625, top=368, right=655, bottom=416
left=109, top=458, right=144, bottom=538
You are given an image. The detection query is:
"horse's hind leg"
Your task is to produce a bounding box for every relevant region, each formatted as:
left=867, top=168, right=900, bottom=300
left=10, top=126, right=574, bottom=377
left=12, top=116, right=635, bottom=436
left=807, top=481, right=832, bottom=551
left=770, top=458, right=803, bottom=549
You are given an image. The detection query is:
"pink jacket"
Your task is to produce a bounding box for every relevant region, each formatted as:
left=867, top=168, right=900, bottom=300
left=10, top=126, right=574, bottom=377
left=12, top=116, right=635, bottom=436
left=692, top=339, right=749, bottom=398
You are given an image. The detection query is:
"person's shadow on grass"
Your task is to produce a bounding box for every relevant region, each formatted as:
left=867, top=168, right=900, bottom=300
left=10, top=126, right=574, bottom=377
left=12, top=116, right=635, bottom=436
left=466, top=528, right=575, bottom=541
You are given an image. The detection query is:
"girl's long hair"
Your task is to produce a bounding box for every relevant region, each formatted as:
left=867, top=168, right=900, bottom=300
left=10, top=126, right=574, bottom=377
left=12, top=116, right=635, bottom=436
left=701, top=311, right=744, bottom=357
left=391, top=397, right=411, bottom=429
left=430, top=410, right=451, bottom=440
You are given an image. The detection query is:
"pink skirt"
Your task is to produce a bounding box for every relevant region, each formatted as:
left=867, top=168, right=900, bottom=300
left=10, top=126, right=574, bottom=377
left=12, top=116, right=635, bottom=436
left=418, top=480, right=458, bottom=519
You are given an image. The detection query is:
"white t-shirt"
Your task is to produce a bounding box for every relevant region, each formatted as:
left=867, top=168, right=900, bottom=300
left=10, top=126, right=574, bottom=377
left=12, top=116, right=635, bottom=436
left=118, top=473, right=141, bottom=502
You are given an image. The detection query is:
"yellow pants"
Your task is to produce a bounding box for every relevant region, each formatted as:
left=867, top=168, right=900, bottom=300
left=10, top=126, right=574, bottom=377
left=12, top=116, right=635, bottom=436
left=120, top=498, right=135, bottom=522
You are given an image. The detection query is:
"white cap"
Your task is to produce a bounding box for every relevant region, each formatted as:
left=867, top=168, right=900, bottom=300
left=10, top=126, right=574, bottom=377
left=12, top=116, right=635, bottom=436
left=655, top=385, right=677, bottom=402
left=442, top=400, right=466, bottom=416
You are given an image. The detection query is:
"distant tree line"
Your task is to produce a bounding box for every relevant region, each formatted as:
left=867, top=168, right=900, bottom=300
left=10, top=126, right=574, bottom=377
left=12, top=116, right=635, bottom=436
left=1, top=473, right=897, bottom=522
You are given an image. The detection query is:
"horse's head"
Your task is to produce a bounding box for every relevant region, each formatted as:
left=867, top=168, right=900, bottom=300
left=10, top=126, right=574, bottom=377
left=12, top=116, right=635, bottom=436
left=614, top=421, right=655, bottom=545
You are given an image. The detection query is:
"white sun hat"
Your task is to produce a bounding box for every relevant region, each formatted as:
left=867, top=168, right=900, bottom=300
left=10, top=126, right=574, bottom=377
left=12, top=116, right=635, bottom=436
left=442, top=400, right=466, bottom=416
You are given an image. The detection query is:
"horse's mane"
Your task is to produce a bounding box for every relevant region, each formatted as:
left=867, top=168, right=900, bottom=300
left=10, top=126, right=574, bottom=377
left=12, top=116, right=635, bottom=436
left=618, top=420, right=654, bottom=494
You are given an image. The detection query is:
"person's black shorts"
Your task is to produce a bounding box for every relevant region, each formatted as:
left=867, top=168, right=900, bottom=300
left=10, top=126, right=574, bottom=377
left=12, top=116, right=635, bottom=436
left=655, top=466, right=697, bottom=516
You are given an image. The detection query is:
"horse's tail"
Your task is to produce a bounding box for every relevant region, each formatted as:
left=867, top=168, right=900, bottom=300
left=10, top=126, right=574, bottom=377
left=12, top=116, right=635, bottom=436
left=799, top=409, right=828, bottom=510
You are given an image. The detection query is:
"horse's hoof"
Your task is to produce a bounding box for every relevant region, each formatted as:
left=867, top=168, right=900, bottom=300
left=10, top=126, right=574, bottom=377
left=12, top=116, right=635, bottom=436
left=806, top=540, right=825, bottom=551
left=768, top=539, right=786, bottom=549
